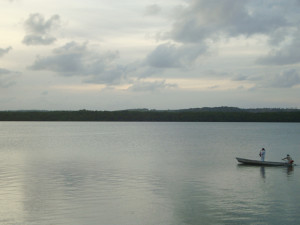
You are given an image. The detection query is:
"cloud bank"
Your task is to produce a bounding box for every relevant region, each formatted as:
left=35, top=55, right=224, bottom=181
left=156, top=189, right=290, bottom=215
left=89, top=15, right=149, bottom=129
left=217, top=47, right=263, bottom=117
left=2, top=0, right=300, bottom=109
left=27, top=0, right=300, bottom=93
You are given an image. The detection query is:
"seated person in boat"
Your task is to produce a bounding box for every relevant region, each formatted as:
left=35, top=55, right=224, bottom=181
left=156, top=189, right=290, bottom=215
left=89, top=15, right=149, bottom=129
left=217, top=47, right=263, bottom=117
left=282, top=154, right=294, bottom=164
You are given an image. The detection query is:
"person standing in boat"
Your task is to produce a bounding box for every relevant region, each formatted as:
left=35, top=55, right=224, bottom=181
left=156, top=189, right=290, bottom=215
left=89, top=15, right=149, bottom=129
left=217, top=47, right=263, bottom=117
left=282, top=154, right=294, bottom=164
left=259, top=148, right=266, bottom=161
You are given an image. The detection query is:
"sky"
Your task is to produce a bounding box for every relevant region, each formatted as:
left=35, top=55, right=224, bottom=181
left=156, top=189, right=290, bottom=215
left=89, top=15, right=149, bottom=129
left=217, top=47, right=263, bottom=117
left=1, top=0, right=300, bottom=110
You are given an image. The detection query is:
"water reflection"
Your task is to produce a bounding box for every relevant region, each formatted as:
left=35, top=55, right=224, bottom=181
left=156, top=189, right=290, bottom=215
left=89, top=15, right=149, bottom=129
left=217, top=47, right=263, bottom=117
left=286, top=166, right=294, bottom=176
left=260, top=166, right=266, bottom=179
left=236, top=164, right=267, bottom=179
left=237, top=164, right=295, bottom=178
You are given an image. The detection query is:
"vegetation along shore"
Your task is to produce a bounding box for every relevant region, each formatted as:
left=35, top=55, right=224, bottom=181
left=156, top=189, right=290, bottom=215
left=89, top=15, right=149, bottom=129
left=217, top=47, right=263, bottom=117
left=1, top=107, right=300, bottom=122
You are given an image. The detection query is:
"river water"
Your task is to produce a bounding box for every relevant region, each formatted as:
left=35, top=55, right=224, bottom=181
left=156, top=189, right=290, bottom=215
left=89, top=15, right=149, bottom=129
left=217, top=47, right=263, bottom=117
left=0, top=122, right=299, bottom=224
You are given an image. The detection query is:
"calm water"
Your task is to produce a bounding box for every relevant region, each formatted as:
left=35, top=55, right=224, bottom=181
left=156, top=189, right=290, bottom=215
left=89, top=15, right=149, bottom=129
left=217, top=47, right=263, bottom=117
left=0, top=122, right=299, bottom=225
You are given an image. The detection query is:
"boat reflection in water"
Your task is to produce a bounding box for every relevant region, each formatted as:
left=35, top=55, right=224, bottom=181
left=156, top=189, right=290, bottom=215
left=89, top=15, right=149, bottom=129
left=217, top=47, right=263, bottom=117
left=259, top=166, right=294, bottom=179
left=237, top=163, right=294, bottom=178
left=286, top=165, right=294, bottom=175
left=260, top=166, right=265, bottom=179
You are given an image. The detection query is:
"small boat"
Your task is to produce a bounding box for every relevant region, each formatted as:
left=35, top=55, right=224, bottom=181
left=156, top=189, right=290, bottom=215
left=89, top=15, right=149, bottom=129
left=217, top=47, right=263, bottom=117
left=236, top=157, right=293, bottom=166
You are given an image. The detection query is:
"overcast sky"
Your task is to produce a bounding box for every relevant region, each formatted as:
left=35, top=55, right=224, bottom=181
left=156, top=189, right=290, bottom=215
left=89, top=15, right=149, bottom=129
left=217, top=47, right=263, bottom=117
left=1, top=0, right=300, bottom=110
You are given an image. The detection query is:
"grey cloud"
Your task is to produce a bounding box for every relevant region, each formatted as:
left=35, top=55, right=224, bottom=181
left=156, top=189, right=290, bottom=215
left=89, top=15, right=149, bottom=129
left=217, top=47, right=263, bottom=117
left=24, top=13, right=60, bottom=34
left=252, top=1, right=300, bottom=65
left=206, top=70, right=230, bottom=78
left=84, top=65, right=129, bottom=85
left=145, top=4, right=162, bottom=16
left=53, top=41, right=88, bottom=54
left=128, top=80, right=177, bottom=92
left=169, top=0, right=291, bottom=44
left=23, top=35, right=56, bottom=46
left=269, top=69, right=300, bottom=88
left=29, top=41, right=127, bottom=85
left=138, top=67, right=164, bottom=78
left=30, top=53, right=84, bottom=75
left=41, top=91, right=48, bottom=96
left=23, top=13, right=60, bottom=45
left=232, top=75, right=249, bottom=81
left=145, top=42, right=207, bottom=69
left=208, top=85, right=219, bottom=89
left=251, top=69, right=300, bottom=89
left=0, top=68, right=12, bottom=75
left=267, top=28, right=290, bottom=46
left=0, top=68, right=17, bottom=88
left=30, top=42, right=90, bottom=74
left=146, top=43, right=181, bottom=68
left=163, top=0, right=300, bottom=74
left=257, top=33, right=300, bottom=65
left=0, top=78, right=16, bottom=88
left=146, top=0, right=297, bottom=76
left=232, top=73, right=263, bottom=82
left=0, top=47, right=12, bottom=57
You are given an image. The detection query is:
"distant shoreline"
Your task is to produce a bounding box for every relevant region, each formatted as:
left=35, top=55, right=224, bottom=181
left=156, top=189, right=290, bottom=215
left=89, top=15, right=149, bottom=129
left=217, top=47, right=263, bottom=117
left=1, top=107, right=300, bottom=122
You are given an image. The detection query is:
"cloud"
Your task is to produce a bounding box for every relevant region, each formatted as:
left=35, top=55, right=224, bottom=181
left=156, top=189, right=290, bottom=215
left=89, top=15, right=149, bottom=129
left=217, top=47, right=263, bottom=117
left=248, top=69, right=300, bottom=90
left=0, top=78, right=16, bottom=88
left=23, top=35, right=56, bottom=46
left=0, top=68, right=17, bottom=88
left=257, top=32, right=300, bottom=65
left=143, top=0, right=300, bottom=77
left=246, top=1, right=300, bottom=65
left=168, top=0, right=289, bottom=44
left=0, top=46, right=12, bottom=57
left=23, top=13, right=60, bottom=45
left=29, top=41, right=129, bottom=85
left=145, top=42, right=207, bottom=69
left=29, top=41, right=179, bottom=90
left=28, top=41, right=181, bottom=94
left=84, top=65, right=130, bottom=85
left=144, top=4, right=162, bottom=16
left=128, top=80, right=177, bottom=92
left=145, top=43, right=181, bottom=68
left=0, top=48, right=16, bottom=88
left=30, top=42, right=90, bottom=75
left=0, top=68, right=12, bottom=75
left=269, top=69, right=300, bottom=88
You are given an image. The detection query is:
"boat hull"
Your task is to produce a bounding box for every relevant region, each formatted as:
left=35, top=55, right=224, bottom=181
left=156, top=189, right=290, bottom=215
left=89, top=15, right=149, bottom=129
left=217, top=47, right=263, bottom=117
left=236, top=157, right=292, bottom=166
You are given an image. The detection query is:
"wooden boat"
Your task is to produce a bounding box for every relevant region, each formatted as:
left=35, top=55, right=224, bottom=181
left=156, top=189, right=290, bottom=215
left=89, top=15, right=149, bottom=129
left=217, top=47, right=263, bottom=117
left=236, top=157, right=293, bottom=166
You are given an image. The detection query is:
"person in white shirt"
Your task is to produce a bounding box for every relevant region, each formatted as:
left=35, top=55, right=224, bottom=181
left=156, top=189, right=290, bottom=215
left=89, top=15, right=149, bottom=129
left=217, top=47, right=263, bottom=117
left=259, top=148, right=266, bottom=161
left=282, top=154, right=294, bottom=164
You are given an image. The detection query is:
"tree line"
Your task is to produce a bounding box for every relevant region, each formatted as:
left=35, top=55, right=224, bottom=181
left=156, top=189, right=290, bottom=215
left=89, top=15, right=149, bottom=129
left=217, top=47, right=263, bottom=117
left=0, top=110, right=300, bottom=122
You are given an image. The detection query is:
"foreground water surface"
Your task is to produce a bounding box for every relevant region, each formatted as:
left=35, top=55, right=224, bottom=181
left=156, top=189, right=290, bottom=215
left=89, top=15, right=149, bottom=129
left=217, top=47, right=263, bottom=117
left=0, top=122, right=299, bottom=225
